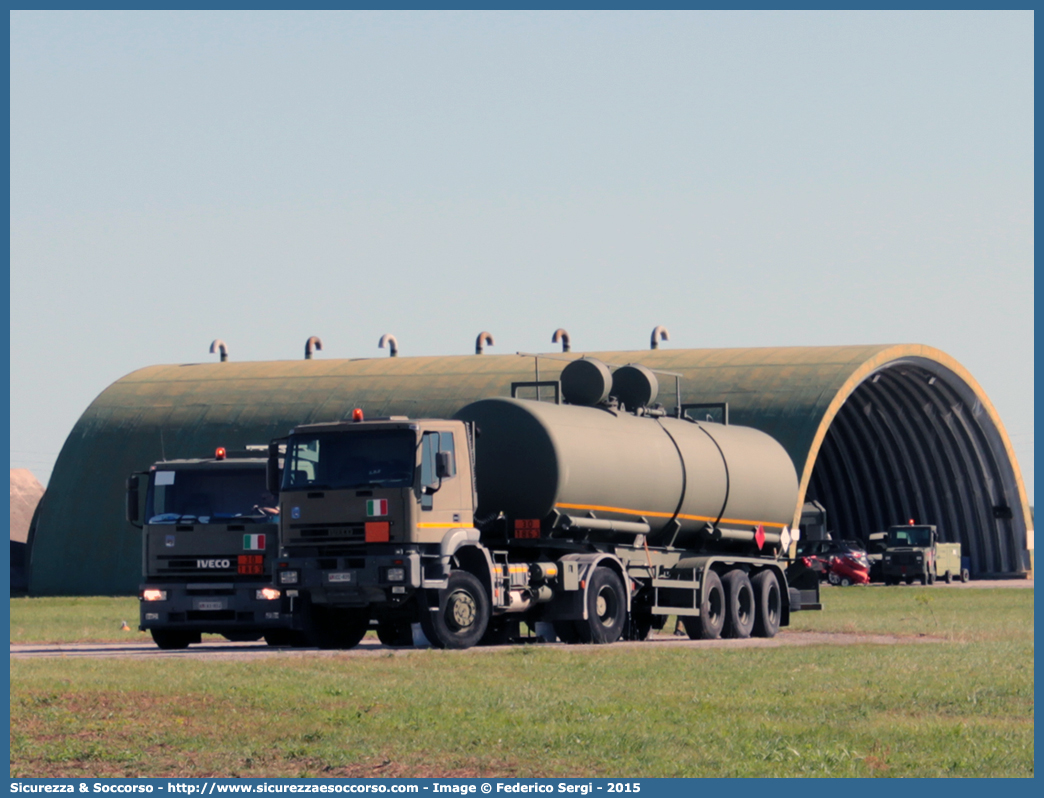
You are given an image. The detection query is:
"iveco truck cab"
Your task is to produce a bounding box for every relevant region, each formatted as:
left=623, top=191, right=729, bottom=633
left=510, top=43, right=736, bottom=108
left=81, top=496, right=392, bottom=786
left=129, top=448, right=295, bottom=649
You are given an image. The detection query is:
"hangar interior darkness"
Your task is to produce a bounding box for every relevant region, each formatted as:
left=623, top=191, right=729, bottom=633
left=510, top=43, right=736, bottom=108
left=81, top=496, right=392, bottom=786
left=804, top=358, right=1028, bottom=576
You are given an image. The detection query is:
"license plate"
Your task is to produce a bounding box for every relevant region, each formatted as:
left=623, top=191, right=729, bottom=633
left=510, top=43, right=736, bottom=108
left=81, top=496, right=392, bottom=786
left=197, top=601, right=224, bottom=610
left=327, top=572, right=355, bottom=584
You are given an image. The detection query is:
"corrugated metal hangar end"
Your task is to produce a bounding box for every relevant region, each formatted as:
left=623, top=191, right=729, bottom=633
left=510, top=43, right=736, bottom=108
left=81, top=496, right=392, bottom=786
left=798, top=346, right=1032, bottom=579
left=26, top=345, right=1031, bottom=595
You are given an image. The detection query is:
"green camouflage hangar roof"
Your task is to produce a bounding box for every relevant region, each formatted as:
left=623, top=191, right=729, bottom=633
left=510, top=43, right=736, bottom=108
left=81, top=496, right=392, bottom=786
left=28, top=344, right=1032, bottom=594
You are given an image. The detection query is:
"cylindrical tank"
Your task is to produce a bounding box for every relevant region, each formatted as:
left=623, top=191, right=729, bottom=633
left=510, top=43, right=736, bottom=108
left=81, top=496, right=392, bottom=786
left=453, top=398, right=797, bottom=547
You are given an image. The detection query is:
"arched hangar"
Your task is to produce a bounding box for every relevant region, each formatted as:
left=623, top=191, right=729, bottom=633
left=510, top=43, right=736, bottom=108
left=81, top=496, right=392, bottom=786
left=28, top=344, right=1032, bottom=595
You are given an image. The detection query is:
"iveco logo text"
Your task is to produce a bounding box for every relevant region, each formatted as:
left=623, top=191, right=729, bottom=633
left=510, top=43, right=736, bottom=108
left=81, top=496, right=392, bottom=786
left=196, top=559, right=231, bottom=569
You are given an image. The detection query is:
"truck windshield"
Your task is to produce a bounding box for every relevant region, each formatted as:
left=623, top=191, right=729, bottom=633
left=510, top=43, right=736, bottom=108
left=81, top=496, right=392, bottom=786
left=147, top=468, right=275, bottom=524
left=282, top=431, right=415, bottom=491
left=888, top=526, right=934, bottom=547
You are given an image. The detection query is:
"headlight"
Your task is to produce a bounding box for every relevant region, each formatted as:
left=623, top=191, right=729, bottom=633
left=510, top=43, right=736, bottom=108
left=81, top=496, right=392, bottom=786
left=142, top=589, right=167, bottom=602
left=278, top=570, right=299, bottom=585
left=256, top=588, right=281, bottom=600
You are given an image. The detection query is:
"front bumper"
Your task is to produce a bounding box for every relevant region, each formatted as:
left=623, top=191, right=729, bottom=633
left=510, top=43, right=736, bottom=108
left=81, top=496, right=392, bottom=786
left=276, top=547, right=428, bottom=612
left=138, top=582, right=294, bottom=634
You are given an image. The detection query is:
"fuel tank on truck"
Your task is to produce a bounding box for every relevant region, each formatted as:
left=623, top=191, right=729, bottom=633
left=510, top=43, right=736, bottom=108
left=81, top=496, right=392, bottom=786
left=453, top=397, right=798, bottom=548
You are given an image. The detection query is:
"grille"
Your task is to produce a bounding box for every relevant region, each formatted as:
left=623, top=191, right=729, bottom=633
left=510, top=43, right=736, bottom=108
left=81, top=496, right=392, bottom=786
left=288, top=522, right=365, bottom=543
left=892, top=552, right=922, bottom=566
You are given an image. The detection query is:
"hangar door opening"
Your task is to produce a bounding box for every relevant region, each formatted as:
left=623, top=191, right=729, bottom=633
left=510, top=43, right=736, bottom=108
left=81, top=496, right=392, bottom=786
left=803, top=358, right=1029, bottom=577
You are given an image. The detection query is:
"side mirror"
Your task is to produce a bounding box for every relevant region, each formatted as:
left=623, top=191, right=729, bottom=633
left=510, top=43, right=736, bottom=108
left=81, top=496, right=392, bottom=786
left=126, top=475, right=142, bottom=528
left=267, top=442, right=281, bottom=495
left=435, top=450, right=455, bottom=479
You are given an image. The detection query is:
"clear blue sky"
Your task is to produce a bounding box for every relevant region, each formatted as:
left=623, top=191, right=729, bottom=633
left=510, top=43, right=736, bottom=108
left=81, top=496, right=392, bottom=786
left=9, top=11, right=1034, bottom=503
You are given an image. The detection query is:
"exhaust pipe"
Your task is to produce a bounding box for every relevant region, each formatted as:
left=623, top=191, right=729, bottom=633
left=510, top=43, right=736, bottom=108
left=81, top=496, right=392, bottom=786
left=552, top=328, right=571, bottom=353
left=378, top=333, right=399, bottom=357
left=475, top=331, right=494, bottom=355
left=209, top=339, right=228, bottom=362
left=304, top=336, right=323, bottom=360
left=650, top=325, right=670, bottom=350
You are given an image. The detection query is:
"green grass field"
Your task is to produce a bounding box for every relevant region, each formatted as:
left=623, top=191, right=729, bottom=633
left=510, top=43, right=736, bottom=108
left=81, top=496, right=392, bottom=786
left=9, top=587, right=1034, bottom=778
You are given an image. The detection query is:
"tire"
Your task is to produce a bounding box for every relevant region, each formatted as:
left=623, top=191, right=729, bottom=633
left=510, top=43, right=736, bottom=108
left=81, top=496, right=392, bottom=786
left=575, top=567, right=626, bottom=644
left=151, top=629, right=198, bottom=650
left=311, top=607, right=369, bottom=650
left=721, top=569, right=755, bottom=639
left=681, top=569, right=725, bottom=640
left=944, top=571, right=953, bottom=584
left=751, top=570, right=781, bottom=638
left=920, top=574, right=928, bottom=586
left=827, top=572, right=840, bottom=586
left=961, top=569, right=970, bottom=583
left=839, top=577, right=851, bottom=587
left=376, top=622, right=414, bottom=647
left=420, top=570, right=490, bottom=649
left=927, top=571, right=935, bottom=586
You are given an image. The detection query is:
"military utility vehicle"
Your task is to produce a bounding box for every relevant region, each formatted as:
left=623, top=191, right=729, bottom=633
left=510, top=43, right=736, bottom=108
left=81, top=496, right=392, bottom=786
left=270, top=358, right=820, bottom=649
left=882, top=522, right=967, bottom=585
left=128, top=448, right=296, bottom=649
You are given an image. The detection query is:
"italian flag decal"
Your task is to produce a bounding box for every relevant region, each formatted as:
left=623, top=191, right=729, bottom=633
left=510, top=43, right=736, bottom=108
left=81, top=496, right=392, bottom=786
left=367, top=499, right=388, bottom=517
left=243, top=534, right=266, bottom=551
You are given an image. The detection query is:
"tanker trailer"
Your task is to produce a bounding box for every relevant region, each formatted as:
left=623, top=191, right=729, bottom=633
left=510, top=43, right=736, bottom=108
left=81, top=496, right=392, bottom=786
left=272, top=358, right=820, bottom=649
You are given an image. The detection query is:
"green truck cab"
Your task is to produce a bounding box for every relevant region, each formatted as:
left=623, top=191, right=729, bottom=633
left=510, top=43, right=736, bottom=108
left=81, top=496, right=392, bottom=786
left=882, top=523, right=967, bottom=585
left=128, top=449, right=296, bottom=649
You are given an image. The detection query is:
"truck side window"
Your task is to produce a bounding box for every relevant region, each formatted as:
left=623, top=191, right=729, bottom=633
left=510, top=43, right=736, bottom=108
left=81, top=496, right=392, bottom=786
left=420, top=432, right=455, bottom=510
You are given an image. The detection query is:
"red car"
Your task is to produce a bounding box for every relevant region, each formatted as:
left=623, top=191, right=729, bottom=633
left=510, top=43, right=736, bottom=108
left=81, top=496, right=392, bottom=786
left=801, top=553, right=870, bottom=586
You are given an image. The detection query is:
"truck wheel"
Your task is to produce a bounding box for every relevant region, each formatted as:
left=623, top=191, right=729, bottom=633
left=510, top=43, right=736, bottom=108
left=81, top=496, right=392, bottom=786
left=312, top=607, right=369, bottom=650
left=961, top=569, right=970, bottom=583
left=420, top=570, right=490, bottom=649
left=721, top=569, right=755, bottom=639
left=151, top=629, right=198, bottom=650
left=944, top=571, right=953, bottom=584
left=376, top=622, right=414, bottom=647
left=919, top=574, right=929, bottom=586
left=575, top=567, right=626, bottom=644
left=751, top=570, right=781, bottom=638
left=681, top=568, right=725, bottom=640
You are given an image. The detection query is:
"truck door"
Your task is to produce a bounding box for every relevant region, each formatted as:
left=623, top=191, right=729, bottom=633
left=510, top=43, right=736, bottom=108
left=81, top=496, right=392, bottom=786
left=417, top=428, right=471, bottom=542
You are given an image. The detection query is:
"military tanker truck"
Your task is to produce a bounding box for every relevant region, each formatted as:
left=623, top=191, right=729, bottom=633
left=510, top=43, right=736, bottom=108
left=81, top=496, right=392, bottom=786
left=128, top=448, right=297, bottom=649
left=269, top=358, right=821, bottom=649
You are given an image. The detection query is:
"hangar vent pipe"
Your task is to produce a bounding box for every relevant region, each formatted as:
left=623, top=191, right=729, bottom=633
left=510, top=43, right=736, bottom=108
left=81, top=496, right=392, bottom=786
left=552, top=328, right=571, bottom=353
left=304, top=336, right=323, bottom=360
left=651, top=326, right=670, bottom=350
left=209, top=339, right=228, bottom=362
left=379, top=334, right=399, bottom=357
left=475, top=331, right=495, bottom=355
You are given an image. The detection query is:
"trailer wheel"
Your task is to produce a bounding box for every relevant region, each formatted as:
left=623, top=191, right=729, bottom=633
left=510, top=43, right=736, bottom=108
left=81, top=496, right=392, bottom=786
left=151, top=629, right=198, bottom=650
left=944, top=571, right=953, bottom=584
left=420, top=570, right=490, bottom=649
left=960, top=568, right=970, bottom=583
left=376, top=622, right=414, bottom=647
left=681, top=569, right=725, bottom=640
left=721, top=569, right=755, bottom=639
left=751, top=570, right=781, bottom=638
left=575, top=567, right=626, bottom=644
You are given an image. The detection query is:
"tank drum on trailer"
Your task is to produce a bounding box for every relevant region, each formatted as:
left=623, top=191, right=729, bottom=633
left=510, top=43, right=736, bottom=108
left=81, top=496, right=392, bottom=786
left=454, top=397, right=797, bottom=542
